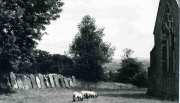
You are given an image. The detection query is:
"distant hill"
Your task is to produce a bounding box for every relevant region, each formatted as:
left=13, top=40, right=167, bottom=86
left=103, top=59, right=121, bottom=73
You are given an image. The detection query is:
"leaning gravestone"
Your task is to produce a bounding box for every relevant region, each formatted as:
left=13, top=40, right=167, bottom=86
left=49, top=74, right=55, bottom=88
left=29, top=74, right=38, bottom=89
left=38, top=74, right=46, bottom=88
left=72, top=76, right=76, bottom=84
left=72, top=76, right=76, bottom=87
left=59, top=76, right=65, bottom=88
left=44, top=75, right=50, bottom=88
left=35, top=75, right=41, bottom=88
left=26, top=75, right=33, bottom=89
left=44, top=75, right=51, bottom=88
left=7, top=78, right=11, bottom=88
left=9, top=72, right=18, bottom=89
left=23, top=75, right=32, bottom=89
left=22, top=75, right=29, bottom=90
left=53, top=74, right=60, bottom=87
left=16, top=75, right=24, bottom=89
left=64, top=78, right=70, bottom=88
left=0, top=80, right=7, bottom=89
left=0, top=74, right=10, bottom=89
left=69, top=79, right=73, bottom=87
left=67, top=78, right=72, bottom=87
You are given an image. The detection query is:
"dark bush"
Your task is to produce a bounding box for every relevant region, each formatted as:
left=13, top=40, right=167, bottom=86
left=131, top=71, right=148, bottom=87
left=118, top=58, right=142, bottom=83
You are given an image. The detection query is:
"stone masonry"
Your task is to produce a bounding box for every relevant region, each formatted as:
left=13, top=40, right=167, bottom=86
left=148, top=0, right=179, bottom=99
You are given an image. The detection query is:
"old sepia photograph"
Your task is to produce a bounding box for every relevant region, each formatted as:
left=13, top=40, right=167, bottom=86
left=0, top=0, right=179, bottom=103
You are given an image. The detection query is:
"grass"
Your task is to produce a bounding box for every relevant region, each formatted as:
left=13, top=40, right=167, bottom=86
left=0, top=88, right=178, bottom=103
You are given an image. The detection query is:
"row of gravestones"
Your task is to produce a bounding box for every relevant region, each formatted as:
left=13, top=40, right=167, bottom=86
left=2, top=72, right=76, bottom=90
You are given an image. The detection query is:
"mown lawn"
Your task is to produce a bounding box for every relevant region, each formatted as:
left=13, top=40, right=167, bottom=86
left=0, top=88, right=178, bottom=103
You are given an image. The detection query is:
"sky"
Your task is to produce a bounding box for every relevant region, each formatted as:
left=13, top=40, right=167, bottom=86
left=37, top=0, right=160, bottom=60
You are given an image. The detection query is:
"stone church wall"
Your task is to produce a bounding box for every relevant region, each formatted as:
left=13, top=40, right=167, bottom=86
left=148, top=0, right=179, bottom=99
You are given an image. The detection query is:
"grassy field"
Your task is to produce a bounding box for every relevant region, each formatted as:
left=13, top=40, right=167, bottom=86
left=0, top=88, right=178, bottom=103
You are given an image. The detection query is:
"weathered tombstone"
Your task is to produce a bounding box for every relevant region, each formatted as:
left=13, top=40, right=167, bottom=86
left=68, top=78, right=72, bottom=88
left=29, top=74, right=38, bottom=89
left=38, top=74, right=46, bottom=88
left=0, top=74, right=10, bottom=89
left=26, top=75, right=33, bottom=89
left=16, top=75, right=24, bottom=89
left=64, top=78, right=70, bottom=88
left=53, top=74, right=60, bottom=88
left=59, top=76, right=65, bottom=88
left=7, top=78, right=11, bottom=88
left=9, top=72, right=18, bottom=89
left=35, top=75, right=41, bottom=88
left=72, top=76, right=76, bottom=87
left=0, top=80, right=8, bottom=89
left=49, top=74, right=55, bottom=88
left=22, top=75, right=29, bottom=90
left=69, top=79, right=74, bottom=87
left=72, top=76, right=76, bottom=83
left=23, top=75, right=32, bottom=89
left=44, top=75, right=50, bottom=88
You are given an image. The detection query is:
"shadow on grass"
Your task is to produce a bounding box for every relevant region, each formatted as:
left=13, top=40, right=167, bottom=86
left=103, top=92, right=150, bottom=98
left=102, top=92, right=178, bottom=101
left=0, top=88, right=16, bottom=95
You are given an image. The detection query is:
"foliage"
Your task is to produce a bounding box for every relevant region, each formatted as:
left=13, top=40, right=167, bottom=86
left=70, top=15, right=114, bottom=82
left=122, top=48, right=134, bottom=59
left=0, top=0, right=64, bottom=73
left=131, top=71, right=148, bottom=87
left=117, top=48, right=147, bottom=87
left=18, top=49, right=74, bottom=76
left=118, top=58, right=143, bottom=83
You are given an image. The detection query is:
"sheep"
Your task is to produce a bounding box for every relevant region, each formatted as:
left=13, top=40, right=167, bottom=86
left=89, top=91, right=98, bottom=98
left=81, top=91, right=90, bottom=99
left=81, top=90, right=98, bottom=99
left=72, top=91, right=83, bottom=102
left=87, top=91, right=98, bottom=98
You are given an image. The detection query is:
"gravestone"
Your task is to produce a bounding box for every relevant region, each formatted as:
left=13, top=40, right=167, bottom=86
left=29, top=74, right=38, bottom=89
left=72, top=76, right=76, bottom=84
left=49, top=74, right=55, bottom=88
left=16, top=75, right=24, bottom=89
left=38, top=74, right=46, bottom=88
left=72, top=76, right=76, bottom=87
left=22, top=75, right=30, bottom=89
left=44, top=75, right=50, bottom=88
left=67, top=78, right=72, bottom=88
left=53, top=74, right=60, bottom=87
left=69, top=79, right=73, bottom=87
left=7, top=78, right=11, bottom=88
left=35, top=75, right=41, bottom=88
left=64, top=78, right=70, bottom=88
left=59, top=76, right=65, bottom=88
left=0, top=74, right=10, bottom=89
left=9, top=72, right=18, bottom=89
left=26, top=75, right=33, bottom=89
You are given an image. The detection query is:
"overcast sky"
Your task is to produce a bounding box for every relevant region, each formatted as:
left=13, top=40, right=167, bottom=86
left=37, top=0, right=160, bottom=59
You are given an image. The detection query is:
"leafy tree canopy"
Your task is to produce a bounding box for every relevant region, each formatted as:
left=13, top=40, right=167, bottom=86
left=0, top=0, right=64, bottom=73
left=70, top=15, right=114, bottom=82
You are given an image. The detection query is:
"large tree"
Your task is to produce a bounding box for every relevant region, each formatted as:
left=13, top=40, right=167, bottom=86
left=70, top=15, right=114, bottom=82
left=0, top=0, right=63, bottom=73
